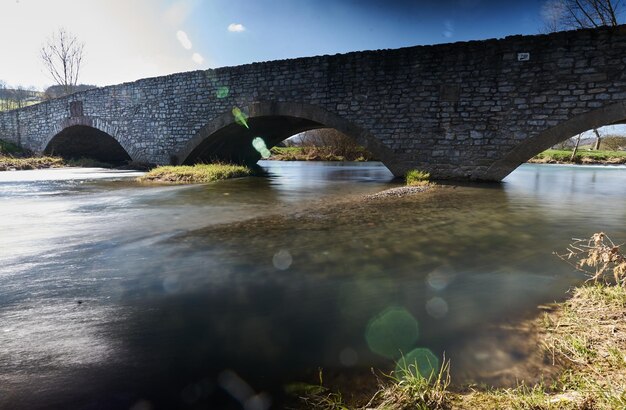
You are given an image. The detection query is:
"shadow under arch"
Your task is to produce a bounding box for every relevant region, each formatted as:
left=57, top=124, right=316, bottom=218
left=485, top=101, right=626, bottom=181
left=173, top=101, right=406, bottom=176
left=44, top=117, right=134, bottom=164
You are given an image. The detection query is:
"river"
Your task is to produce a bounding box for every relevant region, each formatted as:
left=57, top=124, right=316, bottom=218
left=1, top=162, right=625, bottom=409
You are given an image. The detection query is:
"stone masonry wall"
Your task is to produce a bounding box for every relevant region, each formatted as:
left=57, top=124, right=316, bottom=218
left=1, top=25, right=626, bottom=180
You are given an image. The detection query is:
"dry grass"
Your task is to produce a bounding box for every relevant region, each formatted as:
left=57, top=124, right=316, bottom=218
left=138, top=163, right=252, bottom=184
left=555, top=233, right=626, bottom=285
left=0, top=155, right=65, bottom=170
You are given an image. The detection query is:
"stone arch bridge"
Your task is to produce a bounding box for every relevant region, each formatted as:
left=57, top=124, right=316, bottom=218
left=2, top=25, right=626, bottom=180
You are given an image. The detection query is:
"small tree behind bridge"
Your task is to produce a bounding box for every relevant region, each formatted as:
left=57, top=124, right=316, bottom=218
left=40, top=28, right=85, bottom=97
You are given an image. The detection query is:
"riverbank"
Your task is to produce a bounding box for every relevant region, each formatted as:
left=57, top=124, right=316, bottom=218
left=530, top=149, right=626, bottom=165
left=270, top=146, right=374, bottom=162
left=287, top=283, right=626, bottom=409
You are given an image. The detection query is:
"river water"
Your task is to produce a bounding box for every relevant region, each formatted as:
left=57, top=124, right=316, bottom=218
left=1, top=162, right=625, bottom=409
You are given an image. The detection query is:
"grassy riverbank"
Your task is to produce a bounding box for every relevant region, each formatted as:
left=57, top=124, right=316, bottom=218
left=0, top=139, right=65, bottom=170
left=530, top=149, right=626, bottom=165
left=270, top=146, right=374, bottom=162
left=0, top=155, right=65, bottom=171
left=138, top=163, right=253, bottom=184
left=289, top=283, right=626, bottom=409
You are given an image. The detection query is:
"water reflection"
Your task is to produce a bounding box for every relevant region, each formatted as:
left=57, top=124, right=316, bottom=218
left=0, top=163, right=625, bottom=408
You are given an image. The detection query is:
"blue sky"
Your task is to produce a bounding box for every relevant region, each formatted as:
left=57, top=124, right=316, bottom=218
left=193, top=0, right=545, bottom=67
left=0, top=0, right=553, bottom=90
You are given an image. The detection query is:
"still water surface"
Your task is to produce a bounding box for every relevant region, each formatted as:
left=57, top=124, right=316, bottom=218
left=1, top=162, right=626, bottom=409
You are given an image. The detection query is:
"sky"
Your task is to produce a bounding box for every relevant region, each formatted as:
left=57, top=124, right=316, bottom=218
left=0, top=0, right=554, bottom=90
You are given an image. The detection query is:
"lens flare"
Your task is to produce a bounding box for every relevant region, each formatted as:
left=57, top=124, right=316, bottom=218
left=425, top=297, right=448, bottom=319
left=396, top=348, right=439, bottom=379
left=216, top=86, right=230, bottom=99
left=365, top=307, right=419, bottom=359
left=272, top=249, right=292, bottom=270
left=252, top=137, right=272, bottom=159
left=232, top=107, right=249, bottom=129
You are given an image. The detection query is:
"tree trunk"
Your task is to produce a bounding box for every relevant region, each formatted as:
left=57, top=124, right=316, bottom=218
left=593, top=128, right=602, bottom=150
left=571, top=133, right=582, bottom=162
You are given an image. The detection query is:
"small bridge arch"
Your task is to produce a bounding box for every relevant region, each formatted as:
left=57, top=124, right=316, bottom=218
left=486, top=101, right=626, bottom=180
left=172, top=102, right=407, bottom=176
left=44, top=117, right=134, bottom=164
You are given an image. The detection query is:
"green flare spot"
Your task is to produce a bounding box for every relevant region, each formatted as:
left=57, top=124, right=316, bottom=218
left=252, top=137, right=271, bottom=158
left=395, top=348, right=439, bottom=379
left=232, top=107, right=249, bottom=129
left=216, top=86, right=230, bottom=99
left=365, top=307, right=419, bottom=359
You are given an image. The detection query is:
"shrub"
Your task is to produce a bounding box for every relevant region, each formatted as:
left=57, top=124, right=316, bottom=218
left=405, top=169, right=430, bottom=186
left=0, top=139, right=25, bottom=156
left=601, top=136, right=626, bottom=151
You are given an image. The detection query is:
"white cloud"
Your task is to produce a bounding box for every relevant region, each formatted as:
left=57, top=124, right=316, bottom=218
left=443, top=20, right=454, bottom=38
left=227, top=23, right=246, bottom=33
left=176, top=30, right=192, bottom=50
left=541, top=0, right=566, bottom=30
left=192, top=53, right=204, bottom=65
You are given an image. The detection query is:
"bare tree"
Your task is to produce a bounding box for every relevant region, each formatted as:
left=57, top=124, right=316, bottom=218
left=562, top=0, right=623, bottom=28
left=542, top=0, right=624, bottom=31
left=0, top=80, right=7, bottom=111
left=541, top=1, right=624, bottom=150
left=40, top=28, right=84, bottom=96
left=570, top=133, right=583, bottom=161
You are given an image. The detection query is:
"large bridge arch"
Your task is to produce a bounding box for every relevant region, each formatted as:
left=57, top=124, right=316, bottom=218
left=43, top=117, right=135, bottom=164
left=172, top=102, right=408, bottom=176
left=485, top=101, right=626, bottom=180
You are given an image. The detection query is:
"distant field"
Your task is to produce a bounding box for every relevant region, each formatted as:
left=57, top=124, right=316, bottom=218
left=531, top=149, right=626, bottom=164
left=0, top=99, right=39, bottom=111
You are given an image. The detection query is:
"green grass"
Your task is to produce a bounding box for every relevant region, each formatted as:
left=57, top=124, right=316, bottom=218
left=405, top=169, right=431, bottom=186
left=138, top=163, right=253, bottom=184
left=368, top=358, right=451, bottom=410
left=531, top=149, right=626, bottom=164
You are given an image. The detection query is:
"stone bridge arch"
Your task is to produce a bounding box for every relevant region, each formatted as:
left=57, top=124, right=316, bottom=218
left=44, top=116, right=135, bottom=164
left=172, top=101, right=407, bottom=176
left=485, top=101, right=626, bottom=180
